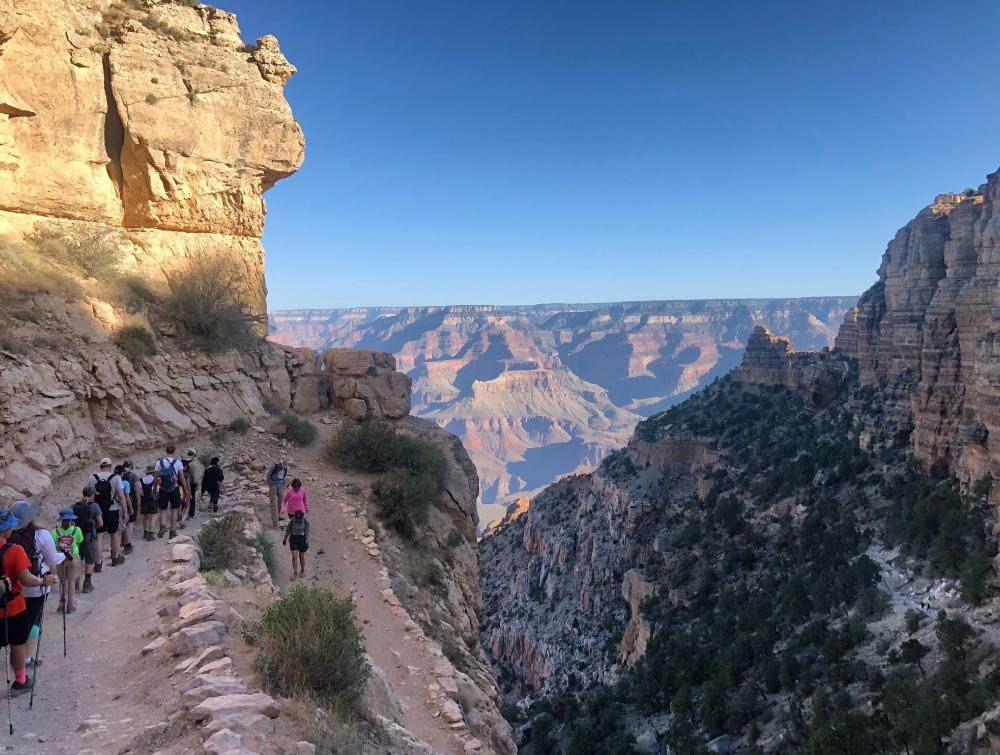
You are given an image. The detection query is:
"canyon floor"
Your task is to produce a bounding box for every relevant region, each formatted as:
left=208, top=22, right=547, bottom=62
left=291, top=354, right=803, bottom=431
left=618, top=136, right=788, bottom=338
left=10, top=423, right=468, bottom=755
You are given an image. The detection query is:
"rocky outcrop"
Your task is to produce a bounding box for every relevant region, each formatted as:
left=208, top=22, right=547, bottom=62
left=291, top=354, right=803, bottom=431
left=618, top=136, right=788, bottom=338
left=0, top=0, right=304, bottom=315
left=834, top=177, right=1000, bottom=492
left=737, top=325, right=851, bottom=408
left=270, top=300, right=855, bottom=513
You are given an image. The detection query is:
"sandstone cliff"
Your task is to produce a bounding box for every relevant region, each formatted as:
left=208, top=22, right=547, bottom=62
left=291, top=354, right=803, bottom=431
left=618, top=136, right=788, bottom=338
left=835, top=177, right=1000, bottom=494
left=0, top=0, right=304, bottom=316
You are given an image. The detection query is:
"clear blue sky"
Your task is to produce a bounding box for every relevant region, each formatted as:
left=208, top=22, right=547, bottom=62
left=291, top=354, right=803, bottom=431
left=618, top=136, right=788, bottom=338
left=229, top=1, right=1000, bottom=310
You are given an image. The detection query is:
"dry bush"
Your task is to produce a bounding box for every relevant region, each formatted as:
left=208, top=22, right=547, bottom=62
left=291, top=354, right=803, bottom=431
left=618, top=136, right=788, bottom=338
left=161, top=257, right=264, bottom=352
left=25, top=224, right=122, bottom=278
left=114, top=323, right=157, bottom=365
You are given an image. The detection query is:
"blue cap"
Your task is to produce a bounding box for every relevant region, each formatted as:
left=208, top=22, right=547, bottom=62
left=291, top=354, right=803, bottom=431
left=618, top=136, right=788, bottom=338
left=10, top=501, right=35, bottom=528
left=59, top=508, right=77, bottom=521
left=0, top=510, right=21, bottom=532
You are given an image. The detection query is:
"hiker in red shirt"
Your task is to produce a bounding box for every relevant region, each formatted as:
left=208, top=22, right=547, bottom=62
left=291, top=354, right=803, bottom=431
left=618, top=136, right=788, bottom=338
left=0, top=508, right=55, bottom=692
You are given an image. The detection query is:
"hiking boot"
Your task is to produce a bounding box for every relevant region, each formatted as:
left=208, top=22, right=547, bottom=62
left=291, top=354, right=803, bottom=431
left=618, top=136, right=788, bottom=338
left=157, top=526, right=166, bottom=539
left=145, top=532, right=155, bottom=541
left=111, top=555, right=125, bottom=566
left=93, top=561, right=103, bottom=573
left=9, top=679, right=30, bottom=694
left=123, top=543, right=134, bottom=555
left=81, top=578, right=94, bottom=593
left=66, top=604, right=77, bottom=614
left=169, top=529, right=177, bottom=539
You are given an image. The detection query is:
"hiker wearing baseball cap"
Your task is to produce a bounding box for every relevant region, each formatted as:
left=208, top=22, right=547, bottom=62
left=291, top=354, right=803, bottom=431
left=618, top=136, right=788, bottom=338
left=92, top=458, right=127, bottom=567
left=0, top=508, right=55, bottom=692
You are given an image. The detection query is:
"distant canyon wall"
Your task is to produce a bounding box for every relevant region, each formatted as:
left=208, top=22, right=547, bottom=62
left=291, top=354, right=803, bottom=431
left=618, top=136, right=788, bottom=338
left=270, top=299, right=855, bottom=515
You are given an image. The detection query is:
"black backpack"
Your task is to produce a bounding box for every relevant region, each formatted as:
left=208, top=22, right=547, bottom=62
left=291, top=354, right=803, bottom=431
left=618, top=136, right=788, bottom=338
left=141, top=478, right=156, bottom=504
left=290, top=515, right=307, bottom=538
left=0, top=543, right=19, bottom=604
left=7, top=529, right=40, bottom=577
left=73, top=500, right=95, bottom=538
left=93, top=473, right=114, bottom=512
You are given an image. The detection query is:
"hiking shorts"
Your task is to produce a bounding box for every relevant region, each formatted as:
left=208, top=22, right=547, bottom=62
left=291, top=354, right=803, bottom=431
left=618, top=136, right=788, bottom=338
left=102, top=510, right=120, bottom=535
left=22, top=595, right=44, bottom=630
left=81, top=536, right=98, bottom=566
left=0, top=610, right=29, bottom=647
left=158, top=488, right=182, bottom=510
left=140, top=497, right=159, bottom=516
left=288, top=535, right=308, bottom=553
left=128, top=503, right=138, bottom=523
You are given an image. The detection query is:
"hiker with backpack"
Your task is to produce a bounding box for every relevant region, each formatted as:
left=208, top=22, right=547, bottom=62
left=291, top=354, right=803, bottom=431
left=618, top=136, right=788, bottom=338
left=73, top=485, right=103, bottom=594
left=266, top=458, right=289, bottom=528
left=114, top=464, right=134, bottom=557
left=202, top=457, right=225, bottom=514
left=183, top=449, right=205, bottom=522
left=139, top=464, right=159, bottom=541
left=0, top=508, right=56, bottom=693
left=156, top=444, right=188, bottom=539
left=9, top=502, right=64, bottom=665
left=121, top=461, right=141, bottom=555
left=52, top=509, right=83, bottom=614
left=92, top=458, right=127, bottom=567
left=282, top=510, right=310, bottom=580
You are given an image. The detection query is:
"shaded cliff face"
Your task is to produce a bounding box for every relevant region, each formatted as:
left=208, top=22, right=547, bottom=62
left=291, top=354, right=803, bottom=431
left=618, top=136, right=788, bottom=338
left=0, top=0, right=304, bottom=315
left=835, top=176, right=1000, bottom=493
left=270, top=299, right=854, bottom=519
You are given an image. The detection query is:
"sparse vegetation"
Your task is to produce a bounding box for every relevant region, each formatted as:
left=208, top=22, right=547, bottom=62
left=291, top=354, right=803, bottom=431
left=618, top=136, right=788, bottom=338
left=281, top=412, right=317, bottom=447
left=145, top=93, right=159, bottom=105
left=245, top=586, right=370, bottom=712
left=248, top=532, right=277, bottom=580
left=26, top=224, right=122, bottom=277
left=114, top=323, right=157, bottom=365
left=197, top=511, right=246, bottom=572
left=228, top=416, right=251, bottom=434
left=161, top=256, right=265, bottom=352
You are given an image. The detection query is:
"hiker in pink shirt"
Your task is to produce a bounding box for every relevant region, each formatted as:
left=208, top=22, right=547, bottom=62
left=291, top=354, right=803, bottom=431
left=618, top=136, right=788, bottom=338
left=280, top=479, right=309, bottom=518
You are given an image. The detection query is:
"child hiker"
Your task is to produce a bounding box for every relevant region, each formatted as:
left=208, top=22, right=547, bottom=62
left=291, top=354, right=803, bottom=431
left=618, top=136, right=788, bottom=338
left=282, top=511, right=309, bottom=580
left=53, top=508, right=83, bottom=614
left=139, top=465, right=159, bottom=541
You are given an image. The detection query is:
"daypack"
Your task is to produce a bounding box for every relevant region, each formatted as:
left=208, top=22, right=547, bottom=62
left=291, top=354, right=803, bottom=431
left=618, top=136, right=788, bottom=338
left=73, top=500, right=96, bottom=539
left=158, top=457, right=178, bottom=492
left=8, top=528, right=41, bottom=577
left=289, top=516, right=308, bottom=538
left=93, top=473, right=115, bottom=511
left=141, top=477, right=156, bottom=503
left=0, top=543, right=20, bottom=604
left=268, top=464, right=287, bottom=485
left=56, top=527, right=80, bottom=556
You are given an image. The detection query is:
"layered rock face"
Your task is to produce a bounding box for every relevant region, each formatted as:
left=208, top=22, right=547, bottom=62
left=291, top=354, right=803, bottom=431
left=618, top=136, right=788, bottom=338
left=271, top=299, right=855, bottom=519
left=835, top=177, right=1000, bottom=491
left=0, top=0, right=304, bottom=315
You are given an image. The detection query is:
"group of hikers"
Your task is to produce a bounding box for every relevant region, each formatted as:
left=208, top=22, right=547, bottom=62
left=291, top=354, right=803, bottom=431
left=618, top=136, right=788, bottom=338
left=0, top=441, right=315, bottom=704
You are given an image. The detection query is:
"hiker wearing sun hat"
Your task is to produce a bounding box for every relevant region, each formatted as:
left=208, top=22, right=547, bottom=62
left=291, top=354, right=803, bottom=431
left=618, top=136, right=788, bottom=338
left=52, top=509, right=82, bottom=614
left=0, top=507, right=55, bottom=693
left=9, top=501, right=64, bottom=667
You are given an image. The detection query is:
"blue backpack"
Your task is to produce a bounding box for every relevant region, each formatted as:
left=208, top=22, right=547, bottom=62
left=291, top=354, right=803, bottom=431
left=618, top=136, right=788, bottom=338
left=158, top=457, right=178, bottom=492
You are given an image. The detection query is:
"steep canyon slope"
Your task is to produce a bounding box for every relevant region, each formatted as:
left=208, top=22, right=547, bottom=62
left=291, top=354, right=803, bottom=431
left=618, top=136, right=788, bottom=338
left=270, top=299, right=854, bottom=520
left=480, top=170, right=1000, bottom=754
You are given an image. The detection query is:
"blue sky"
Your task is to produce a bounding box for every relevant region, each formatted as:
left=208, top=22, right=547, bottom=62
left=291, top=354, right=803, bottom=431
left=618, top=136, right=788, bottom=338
left=230, top=1, right=1000, bottom=310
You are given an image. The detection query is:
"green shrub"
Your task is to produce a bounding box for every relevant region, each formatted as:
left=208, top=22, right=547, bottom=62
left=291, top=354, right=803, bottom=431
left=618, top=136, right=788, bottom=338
left=328, top=420, right=445, bottom=482
left=145, top=93, right=159, bottom=105
left=282, top=413, right=317, bottom=447
left=26, top=225, right=122, bottom=277
left=198, top=511, right=246, bottom=572
left=247, top=585, right=370, bottom=711
left=228, top=416, right=251, bottom=434
left=371, top=469, right=437, bottom=539
left=248, top=532, right=277, bottom=580
left=114, top=324, right=157, bottom=364
left=161, top=257, right=264, bottom=352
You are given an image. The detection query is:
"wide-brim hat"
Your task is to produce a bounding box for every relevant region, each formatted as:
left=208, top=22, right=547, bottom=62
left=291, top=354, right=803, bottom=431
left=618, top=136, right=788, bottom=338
left=58, top=508, right=77, bottom=521
left=0, top=510, right=20, bottom=532
left=10, top=500, right=38, bottom=529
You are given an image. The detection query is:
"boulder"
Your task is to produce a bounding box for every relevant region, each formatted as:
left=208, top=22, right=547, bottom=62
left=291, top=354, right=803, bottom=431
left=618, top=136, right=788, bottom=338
left=168, top=622, right=226, bottom=656
left=204, top=712, right=274, bottom=736
left=202, top=728, right=242, bottom=755
left=190, top=693, right=281, bottom=722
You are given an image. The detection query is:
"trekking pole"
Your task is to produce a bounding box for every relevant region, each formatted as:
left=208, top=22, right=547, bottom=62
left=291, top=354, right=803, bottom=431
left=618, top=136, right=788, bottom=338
left=2, top=591, right=12, bottom=735
left=28, top=588, right=47, bottom=710
left=61, top=579, right=66, bottom=658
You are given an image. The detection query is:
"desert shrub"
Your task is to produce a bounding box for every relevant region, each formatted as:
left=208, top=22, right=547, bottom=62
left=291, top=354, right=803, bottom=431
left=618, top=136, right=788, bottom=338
left=161, top=257, right=264, bottom=352
left=262, top=398, right=281, bottom=415
left=145, top=93, right=159, bottom=105
left=26, top=225, right=121, bottom=277
left=282, top=412, right=317, bottom=447
left=248, top=532, right=277, bottom=580
left=371, top=469, right=437, bottom=538
left=114, top=324, right=157, bottom=364
left=248, top=585, right=369, bottom=711
left=198, top=511, right=246, bottom=572
left=228, top=416, right=251, bottom=434
left=328, top=420, right=446, bottom=482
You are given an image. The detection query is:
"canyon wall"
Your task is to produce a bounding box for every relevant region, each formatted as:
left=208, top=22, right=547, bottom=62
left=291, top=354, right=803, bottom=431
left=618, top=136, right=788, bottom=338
left=0, top=0, right=303, bottom=315
left=271, top=299, right=855, bottom=520
left=835, top=177, right=1000, bottom=494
